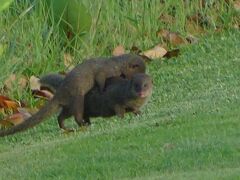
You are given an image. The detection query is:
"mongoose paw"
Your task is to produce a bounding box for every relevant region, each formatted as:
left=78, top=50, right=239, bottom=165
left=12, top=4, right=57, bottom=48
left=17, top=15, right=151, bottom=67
left=117, top=113, right=125, bottom=119
left=79, top=126, right=88, bottom=132
left=62, top=128, right=75, bottom=134
left=133, top=110, right=141, bottom=116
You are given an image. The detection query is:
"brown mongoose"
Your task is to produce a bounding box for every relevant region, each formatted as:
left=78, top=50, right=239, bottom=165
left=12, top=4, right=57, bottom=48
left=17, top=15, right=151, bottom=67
left=0, top=54, right=146, bottom=136
left=40, top=73, right=153, bottom=129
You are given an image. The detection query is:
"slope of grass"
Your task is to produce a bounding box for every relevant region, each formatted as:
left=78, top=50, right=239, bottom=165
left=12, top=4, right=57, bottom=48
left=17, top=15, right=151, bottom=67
left=0, top=30, right=240, bottom=179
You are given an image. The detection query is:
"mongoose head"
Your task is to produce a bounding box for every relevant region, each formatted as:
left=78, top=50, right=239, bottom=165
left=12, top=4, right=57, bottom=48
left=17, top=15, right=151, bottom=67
left=118, top=54, right=146, bottom=79
left=130, top=73, right=153, bottom=98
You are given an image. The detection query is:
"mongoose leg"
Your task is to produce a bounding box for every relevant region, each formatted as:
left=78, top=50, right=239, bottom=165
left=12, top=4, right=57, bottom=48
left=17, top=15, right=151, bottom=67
left=114, top=105, right=126, bottom=118
left=83, top=115, right=91, bottom=125
left=95, top=72, right=106, bottom=92
left=58, top=107, right=71, bottom=131
left=73, top=95, right=85, bottom=126
left=133, top=109, right=141, bottom=115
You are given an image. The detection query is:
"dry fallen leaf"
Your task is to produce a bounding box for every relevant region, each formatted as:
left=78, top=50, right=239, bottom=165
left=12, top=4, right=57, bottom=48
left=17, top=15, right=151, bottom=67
left=0, top=107, right=36, bottom=128
left=18, top=76, right=28, bottom=89
left=0, top=120, right=13, bottom=128
left=157, top=29, right=186, bottom=46
left=186, top=35, right=199, bottom=44
left=17, top=108, right=33, bottom=118
left=185, top=19, right=205, bottom=35
left=1, top=112, right=27, bottom=127
left=138, top=54, right=152, bottom=63
left=112, top=45, right=125, bottom=56
left=234, top=0, right=240, bottom=11
left=3, top=100, right=20, bottom=111
left=0, top=95, right=11, bottom=106
left=156, top=29, right=170, bottom=38
left=130, top=46, right=142, bottom=54
left=168, top=32, right=187, bottom=46
left=233, top=24, right=240, bottom=30
left=4, top=74, right=16, bottom=90
left=4, top=74, right=28, bottom=90
left=159, top=14, right=175, bottom=25
left=142, top=45, right=167, bottom=59
left=29, top=76, right=41, bottom=90
left=163, top=49, right=180, bottom=59
left=187, top=13, right=210, bottom=27
left=32, top=89, right=54, bottom=100
left=64, top=53, right=74, bottom=70
left=0, top=95, right=20, bottom=112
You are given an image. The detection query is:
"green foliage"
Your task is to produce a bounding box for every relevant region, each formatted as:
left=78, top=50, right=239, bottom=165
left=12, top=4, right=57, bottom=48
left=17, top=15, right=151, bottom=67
left=45, top=0, right=92, bottom=37
left=0, top=0, right=13, bottom=12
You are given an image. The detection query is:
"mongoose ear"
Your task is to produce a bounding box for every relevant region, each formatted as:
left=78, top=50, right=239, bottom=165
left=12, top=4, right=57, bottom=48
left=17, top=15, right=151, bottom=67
left=151, top=79, right=154, bottom=85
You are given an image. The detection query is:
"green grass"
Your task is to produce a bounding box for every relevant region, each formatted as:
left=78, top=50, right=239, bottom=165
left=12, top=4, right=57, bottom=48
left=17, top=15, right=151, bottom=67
left=0, top=31, right=239, bottom=179
left=0, top=1, right=240, bottom=179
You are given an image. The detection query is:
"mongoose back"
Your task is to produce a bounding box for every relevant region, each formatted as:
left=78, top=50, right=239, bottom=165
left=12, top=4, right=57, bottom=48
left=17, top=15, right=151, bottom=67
left=40, top=73, right=153, bottom=129
left=0, top=54, right=145, bottom=136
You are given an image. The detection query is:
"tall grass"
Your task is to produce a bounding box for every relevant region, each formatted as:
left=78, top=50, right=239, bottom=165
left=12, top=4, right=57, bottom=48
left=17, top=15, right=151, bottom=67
left=0, top=0, right=238, bottom=98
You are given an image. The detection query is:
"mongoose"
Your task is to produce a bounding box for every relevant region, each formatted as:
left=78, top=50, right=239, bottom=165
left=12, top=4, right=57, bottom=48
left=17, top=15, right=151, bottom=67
left=40, top=73, right=153, bottom=129
left=0, top=54, right=145, bottom=136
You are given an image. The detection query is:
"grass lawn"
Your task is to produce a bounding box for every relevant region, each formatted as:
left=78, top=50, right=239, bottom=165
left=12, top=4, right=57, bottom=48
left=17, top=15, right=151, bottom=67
left=0, top=1, right=240, bottom=179
left=0, top=30, right=239, bottom=179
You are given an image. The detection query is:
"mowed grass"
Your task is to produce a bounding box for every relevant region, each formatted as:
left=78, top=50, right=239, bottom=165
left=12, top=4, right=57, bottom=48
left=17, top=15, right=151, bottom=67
left=0, top=1, right=240, bottom=179
left=0, top=31, right=240, bottom=179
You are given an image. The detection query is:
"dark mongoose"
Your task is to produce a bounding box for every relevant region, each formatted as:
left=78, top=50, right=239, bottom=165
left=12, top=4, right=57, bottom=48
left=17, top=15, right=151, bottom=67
left=0, top=54, right=145, bottom=136
left=40, top=73, right=153, bottom=129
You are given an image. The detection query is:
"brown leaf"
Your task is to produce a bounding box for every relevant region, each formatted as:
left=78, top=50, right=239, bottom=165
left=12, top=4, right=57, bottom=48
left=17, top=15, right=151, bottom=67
left=112, top=45, right=125, bottom=56
left=29, top=76, right=41, bottom=90
left=156, top=29, right=170, bottom=38
left=163, top=49, right=180, bottom=59
left=4, top=74, right=16, bottom=90
left=64, top=53, right=74, bottom=70
left=130, top=46, right=142, bottom=54
left=32, top=89, right=54, bottom=100
left=234, top=0, right=240, bottom=11
left=157, top=29, right=186, bottom=46
left=0, top=95, right=20, bottom=112
left=0, top=120, right=13, bottom=128
left=0, top=95, right=11, bottom=104
left=3, top=113, right=25, bottom=126
left=159, top=14, right=175, bottom=24
left=187, top=13, right=210, bottom=27
left=142, top=45, right=167, bottom=59
left=185, top=19, right=205, bottom=35
left=18, top=107, right=38, bottom=115
left=168, top=32, right=186, bottom=46
left=0, top=108, right=33, bottom=128
left=0, top=108, right=4, bottom=114
left=138, top=54, right=152, bottom=63
left=186, top=35, right=199, bottom=44
left=18, top=76, right=28, bottom=89
left=3, top=100, right=20, bottom=111
left=4, top=74, right=28, bottom=90
left=233, top=24, right=240, bottom=30
left=17, top=108, right=33, bottom=118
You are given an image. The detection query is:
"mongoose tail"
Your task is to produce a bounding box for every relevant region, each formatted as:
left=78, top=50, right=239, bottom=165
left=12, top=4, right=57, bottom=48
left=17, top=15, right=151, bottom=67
left=0, top=98, right=59, bottom=137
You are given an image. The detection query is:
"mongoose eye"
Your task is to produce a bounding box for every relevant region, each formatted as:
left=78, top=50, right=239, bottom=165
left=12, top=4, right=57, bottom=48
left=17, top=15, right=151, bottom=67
left=134, top=84, right=140, bottom=91
left=130, top=64, right=140, bottom=68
